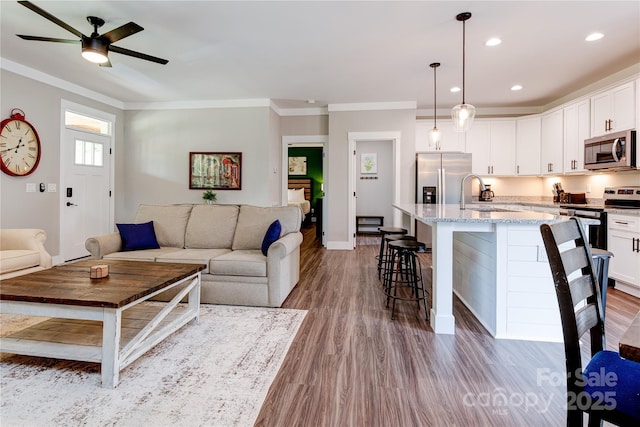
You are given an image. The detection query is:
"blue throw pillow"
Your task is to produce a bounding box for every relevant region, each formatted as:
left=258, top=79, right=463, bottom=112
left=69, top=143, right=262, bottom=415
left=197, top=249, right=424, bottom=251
left=116, top=221, right=161, bottom=251
left=261, top=220, right=281, bottom=256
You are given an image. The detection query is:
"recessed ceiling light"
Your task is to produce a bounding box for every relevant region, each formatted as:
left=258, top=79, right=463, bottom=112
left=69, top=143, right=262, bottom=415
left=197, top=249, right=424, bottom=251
left=511, top=85, right=523, bottom=91
left=585, top=32, right=604, bottom=42
left=485, top=38, right=502, bottom=47
left=450, top=86, right=461, bottom=93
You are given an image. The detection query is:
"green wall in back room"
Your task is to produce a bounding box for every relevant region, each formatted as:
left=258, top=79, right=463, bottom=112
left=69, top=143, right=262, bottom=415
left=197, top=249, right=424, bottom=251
left=288, top=146, right=323, bottom=208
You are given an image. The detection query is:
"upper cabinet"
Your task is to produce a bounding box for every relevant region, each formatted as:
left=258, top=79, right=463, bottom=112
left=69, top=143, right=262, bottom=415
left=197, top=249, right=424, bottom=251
left=415, top=119, right=465, bottom=152
left=590, top=81, right=636, bottom=137
left=515, top=116, right=541, bottom=176
left=563, top=100, right=589, bottom=173
left=467, top=120, right=516, bottom=176
left=540, top=109, right=563, bottom=175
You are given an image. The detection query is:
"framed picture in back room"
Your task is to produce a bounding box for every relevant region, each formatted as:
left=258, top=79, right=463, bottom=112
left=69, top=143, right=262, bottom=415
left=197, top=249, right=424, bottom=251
left=189, top=152, right=242, bottom=190
left=288, top=156, right=307, bottom=175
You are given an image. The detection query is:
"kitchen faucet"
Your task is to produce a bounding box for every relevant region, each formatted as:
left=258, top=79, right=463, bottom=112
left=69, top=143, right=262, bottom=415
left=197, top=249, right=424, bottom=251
left=460, top=173, right=486, bottom=210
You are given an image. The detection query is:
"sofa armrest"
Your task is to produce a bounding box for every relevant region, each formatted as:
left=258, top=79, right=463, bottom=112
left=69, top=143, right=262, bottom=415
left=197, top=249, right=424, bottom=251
left=85, top=232, right=123, bottom=259
left=0, top=228, right=52, bottom=269
left=267, top=231, right=303, bottom=259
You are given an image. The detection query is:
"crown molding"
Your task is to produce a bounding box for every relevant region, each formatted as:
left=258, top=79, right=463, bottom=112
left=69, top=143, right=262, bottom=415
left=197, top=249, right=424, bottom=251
left=1, top=57, right=125, bottom=109
left=328, top=101, right=417, bottom=112
left=125, top=98, right=272, bottom=110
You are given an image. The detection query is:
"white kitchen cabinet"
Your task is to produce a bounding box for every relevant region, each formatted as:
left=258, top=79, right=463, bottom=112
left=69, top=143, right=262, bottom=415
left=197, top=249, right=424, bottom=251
left=563, top=100, right=589, bottom=173
left=515, top=116, right=541, bottom=176
left=467, top=120, right=515, bottom=176
left=540, top=109, right=563, bottom=175
left=608, top=214, right=640, bottom=296
left=416, top=119, right=465, bottom=152
left=590, top=81, right=636, bottom=137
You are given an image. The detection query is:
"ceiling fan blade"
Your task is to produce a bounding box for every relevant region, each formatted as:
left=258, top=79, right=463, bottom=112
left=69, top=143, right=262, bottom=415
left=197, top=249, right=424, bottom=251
left=18, top=1, right=84, bottom=39
left=17, top=34, right=80, bottom=44
left=101, top=22, right=143, bottom=43
left=109, top=45, right=169, bottom=65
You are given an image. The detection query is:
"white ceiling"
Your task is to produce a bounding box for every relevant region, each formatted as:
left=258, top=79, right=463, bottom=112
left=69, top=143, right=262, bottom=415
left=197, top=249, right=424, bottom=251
left=1, top=1, right=639, bottom=112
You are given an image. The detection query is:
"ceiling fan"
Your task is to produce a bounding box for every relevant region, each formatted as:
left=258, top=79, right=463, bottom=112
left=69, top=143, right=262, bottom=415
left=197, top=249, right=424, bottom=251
left=16, top=0, right=168, bottom=67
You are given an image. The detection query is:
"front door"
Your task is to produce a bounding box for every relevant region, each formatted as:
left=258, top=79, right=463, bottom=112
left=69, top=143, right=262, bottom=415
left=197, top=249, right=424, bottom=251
left=62, top=128, right=111, bottom=261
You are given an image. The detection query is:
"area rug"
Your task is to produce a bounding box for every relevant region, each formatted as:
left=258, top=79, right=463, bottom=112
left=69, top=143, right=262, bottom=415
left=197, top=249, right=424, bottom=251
left=0, top=304, right=307, bottom=427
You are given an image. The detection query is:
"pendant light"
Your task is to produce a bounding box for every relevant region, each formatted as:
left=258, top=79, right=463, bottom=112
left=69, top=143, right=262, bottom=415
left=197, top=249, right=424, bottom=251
left=451, top=12, right=476, bottom=132
left=429, top=62, right=441, bottom=149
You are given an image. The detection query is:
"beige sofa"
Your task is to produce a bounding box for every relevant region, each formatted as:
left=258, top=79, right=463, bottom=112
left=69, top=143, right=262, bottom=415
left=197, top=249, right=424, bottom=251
left=0, top=229, right=53, bottom=280
left=85, top=204, right=303, bottom=307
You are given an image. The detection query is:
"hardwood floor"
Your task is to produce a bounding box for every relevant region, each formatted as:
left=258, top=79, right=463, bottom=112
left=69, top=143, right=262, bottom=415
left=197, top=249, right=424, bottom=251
left=254, top=226, right=640, bottom=426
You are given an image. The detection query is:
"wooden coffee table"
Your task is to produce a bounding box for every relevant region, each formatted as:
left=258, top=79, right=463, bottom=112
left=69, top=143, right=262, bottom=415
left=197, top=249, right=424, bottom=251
left=0, top=259, right=206, bottom=388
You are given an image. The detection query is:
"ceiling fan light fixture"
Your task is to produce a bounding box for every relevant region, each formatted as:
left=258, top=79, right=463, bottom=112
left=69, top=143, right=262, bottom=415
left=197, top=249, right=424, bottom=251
left=81, top=37, right=109, bottom=64
left=451, top=12, right=476, bottom=133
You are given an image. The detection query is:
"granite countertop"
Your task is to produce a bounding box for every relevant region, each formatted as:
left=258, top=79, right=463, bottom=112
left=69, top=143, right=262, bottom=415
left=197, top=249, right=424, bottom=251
left=478, top=199, right=640, bottom=217
left=393, top=203, right=594, bottom=225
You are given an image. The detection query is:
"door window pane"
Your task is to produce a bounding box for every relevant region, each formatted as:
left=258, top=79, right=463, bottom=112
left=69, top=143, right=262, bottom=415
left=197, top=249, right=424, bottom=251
left=65, top=111, right=111, bottom=135
left=75, top=140, right=104, bottom=166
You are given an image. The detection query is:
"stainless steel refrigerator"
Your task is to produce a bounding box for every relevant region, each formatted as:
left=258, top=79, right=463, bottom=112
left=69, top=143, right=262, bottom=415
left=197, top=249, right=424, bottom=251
left=415, top=152, right=473, bottom=248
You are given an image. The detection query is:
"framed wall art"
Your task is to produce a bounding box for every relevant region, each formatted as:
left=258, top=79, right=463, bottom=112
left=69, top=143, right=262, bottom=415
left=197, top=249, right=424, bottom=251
left=288, top=156, right=307, bottom=175
left=361, top=153, right=377, bottom=174
left=190, top=152, right=242, bottom=190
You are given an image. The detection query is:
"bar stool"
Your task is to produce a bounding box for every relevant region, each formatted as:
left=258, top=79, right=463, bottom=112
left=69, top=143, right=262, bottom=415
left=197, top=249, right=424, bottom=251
left=383, top=239, right=429, bottom=320
left=376, top=227, right=407, bottom=279
left=379, top=234, right=417, bottom=280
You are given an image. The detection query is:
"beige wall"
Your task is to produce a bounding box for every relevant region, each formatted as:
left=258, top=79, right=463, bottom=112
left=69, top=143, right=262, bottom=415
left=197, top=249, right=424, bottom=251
left=120, top=107, right=277, bottom=220
left=327, top=108, right=416, bottom=246
left=0, top=70, right=124, bottom=257
left=280, top=114, right=328, bottom=135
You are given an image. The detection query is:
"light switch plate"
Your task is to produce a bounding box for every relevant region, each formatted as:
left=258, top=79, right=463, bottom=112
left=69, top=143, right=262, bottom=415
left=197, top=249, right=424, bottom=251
left=48, top=183, right=57, bottom=192
left=26, top=183, right=36, bottom=193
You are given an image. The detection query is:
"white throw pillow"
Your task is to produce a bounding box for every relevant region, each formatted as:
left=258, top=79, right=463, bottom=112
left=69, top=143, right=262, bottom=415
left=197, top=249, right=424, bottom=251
left=288, top=188, right=306, bottom=202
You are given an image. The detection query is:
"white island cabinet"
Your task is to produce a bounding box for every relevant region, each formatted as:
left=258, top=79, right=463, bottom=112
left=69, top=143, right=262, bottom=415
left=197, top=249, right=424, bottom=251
left=394, top=204, right=597, bottom=343
left=608, top=213, right=640, bottom=297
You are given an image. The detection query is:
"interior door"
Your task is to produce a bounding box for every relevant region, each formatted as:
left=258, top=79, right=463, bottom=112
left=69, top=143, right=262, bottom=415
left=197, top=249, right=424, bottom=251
left=62, top=128, right=111, bottom=261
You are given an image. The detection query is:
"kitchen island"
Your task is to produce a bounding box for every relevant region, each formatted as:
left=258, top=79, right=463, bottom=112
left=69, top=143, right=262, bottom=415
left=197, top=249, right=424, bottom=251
left=394, top=203, right=597, bottom=342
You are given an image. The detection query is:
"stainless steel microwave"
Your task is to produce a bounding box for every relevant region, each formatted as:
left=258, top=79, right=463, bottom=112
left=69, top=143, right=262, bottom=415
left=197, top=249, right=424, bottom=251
left=584, top=129, right=636, bottom=170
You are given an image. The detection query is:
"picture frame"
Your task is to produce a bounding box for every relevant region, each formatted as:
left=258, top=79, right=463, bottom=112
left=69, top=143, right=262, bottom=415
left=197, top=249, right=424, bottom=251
left=288, top=156, right=307, bottom=175
left=189, top=152, right=242, bottom=190
left=361, top=153, right=377, bottom=174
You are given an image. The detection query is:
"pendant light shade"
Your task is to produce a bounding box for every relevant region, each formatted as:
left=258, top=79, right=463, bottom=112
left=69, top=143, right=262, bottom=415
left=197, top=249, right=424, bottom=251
left=451, top=12, right=475, bottom=132
left=429, top=62, right=441, bottom=149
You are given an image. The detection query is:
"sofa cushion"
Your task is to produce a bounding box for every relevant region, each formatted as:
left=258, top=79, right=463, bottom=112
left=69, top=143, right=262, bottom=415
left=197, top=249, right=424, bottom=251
left=261, top=220, right=281, bottom=255
left=185, top=205, right=239, bottom=249
left=134, top=204, right=193, bottom=248
left=156, top=248, right=232, bottom=274
left=210, top=250, right=267, bottom=277
left=103, top=247, right=183, bottom=262
left=116, top=221, right=160, bottom=251
left=0, top=250, right=40, bottom=274
left=232, top=205, right=300, bottom=250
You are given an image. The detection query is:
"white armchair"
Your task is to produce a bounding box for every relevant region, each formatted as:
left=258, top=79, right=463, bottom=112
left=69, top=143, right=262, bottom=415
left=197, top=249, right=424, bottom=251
left=0, top=229, right=52, bottom=280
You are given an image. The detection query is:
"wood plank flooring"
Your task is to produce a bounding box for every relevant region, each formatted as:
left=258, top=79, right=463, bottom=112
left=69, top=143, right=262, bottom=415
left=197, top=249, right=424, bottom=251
left=254, top=226, right=640, bottom=426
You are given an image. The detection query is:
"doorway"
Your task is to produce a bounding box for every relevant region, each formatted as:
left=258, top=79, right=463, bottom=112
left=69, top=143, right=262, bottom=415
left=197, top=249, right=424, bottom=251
left=348, top=131, right=401, bottom=249
left=60, top=101, right=114, bottom=262
left=282, top=135, right=327, bottom=245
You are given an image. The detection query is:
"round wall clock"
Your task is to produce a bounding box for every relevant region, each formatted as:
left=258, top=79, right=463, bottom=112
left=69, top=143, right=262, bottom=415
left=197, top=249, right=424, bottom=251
left=0, top=108, right=41, bottom=176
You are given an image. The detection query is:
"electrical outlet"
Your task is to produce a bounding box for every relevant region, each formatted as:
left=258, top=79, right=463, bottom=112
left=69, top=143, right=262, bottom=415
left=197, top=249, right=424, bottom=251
left=26, top=183, right=36, bottom=193
left=537, top=245, right=548, bottom=262
left=586, top=184, right=591, bottom=193
left=48, top=183, right=57, bottom=192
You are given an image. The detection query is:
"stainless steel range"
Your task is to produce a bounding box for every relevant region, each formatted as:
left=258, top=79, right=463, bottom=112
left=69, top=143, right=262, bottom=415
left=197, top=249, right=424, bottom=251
left=604, top=186, right=640, bottom=209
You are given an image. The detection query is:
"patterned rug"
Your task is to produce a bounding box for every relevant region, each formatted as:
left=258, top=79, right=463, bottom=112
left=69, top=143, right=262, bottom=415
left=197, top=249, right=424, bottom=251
left=0, top=304, right=307, bottom=427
